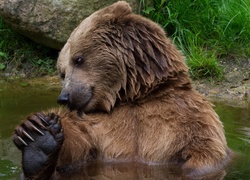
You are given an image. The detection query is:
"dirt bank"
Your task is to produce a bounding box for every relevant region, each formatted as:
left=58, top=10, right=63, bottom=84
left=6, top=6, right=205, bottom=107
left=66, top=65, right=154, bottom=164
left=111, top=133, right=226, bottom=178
left=193, top=58, right=250, bottom=108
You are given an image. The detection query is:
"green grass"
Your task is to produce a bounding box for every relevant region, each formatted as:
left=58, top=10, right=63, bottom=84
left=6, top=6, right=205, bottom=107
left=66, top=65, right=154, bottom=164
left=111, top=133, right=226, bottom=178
left=140, top=0, right=250, bottom=79
left=1, top=1, right=250, bottom=79
left=0, top=18, right=57, bottom=77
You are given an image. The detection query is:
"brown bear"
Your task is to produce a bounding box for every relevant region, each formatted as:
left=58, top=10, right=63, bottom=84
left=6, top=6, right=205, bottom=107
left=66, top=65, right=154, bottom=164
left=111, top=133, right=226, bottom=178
left=13, top=1, right=233, bottom=179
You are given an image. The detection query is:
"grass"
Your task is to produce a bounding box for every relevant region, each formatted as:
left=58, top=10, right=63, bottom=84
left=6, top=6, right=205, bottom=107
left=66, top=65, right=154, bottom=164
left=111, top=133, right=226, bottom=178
left=0, top=18, right=57, bottom=77
left=140, top=0, right=250, bottom=79
left=1, top=1, right=250, bottom=79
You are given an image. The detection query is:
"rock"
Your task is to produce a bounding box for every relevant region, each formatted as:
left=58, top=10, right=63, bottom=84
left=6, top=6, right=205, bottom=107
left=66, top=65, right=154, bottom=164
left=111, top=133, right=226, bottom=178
left=0, top=0, right=139, bottom=50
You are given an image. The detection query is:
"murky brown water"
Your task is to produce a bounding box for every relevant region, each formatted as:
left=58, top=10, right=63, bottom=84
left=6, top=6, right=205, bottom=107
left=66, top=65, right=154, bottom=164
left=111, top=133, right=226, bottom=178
left=0, top=80, right=249, bottom=179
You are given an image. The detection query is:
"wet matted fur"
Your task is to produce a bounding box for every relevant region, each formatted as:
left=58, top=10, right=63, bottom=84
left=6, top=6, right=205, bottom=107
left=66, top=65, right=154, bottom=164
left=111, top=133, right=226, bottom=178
left=13, top=1, right=233, bottom=179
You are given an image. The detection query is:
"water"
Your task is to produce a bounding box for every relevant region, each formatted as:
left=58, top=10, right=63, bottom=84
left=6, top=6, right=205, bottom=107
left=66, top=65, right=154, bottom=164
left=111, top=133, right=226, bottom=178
left=214, top=102, right=250, bottom=179
left=0, top=80, right=249, bottom=179
left=0, top=79, right=60, bottom=180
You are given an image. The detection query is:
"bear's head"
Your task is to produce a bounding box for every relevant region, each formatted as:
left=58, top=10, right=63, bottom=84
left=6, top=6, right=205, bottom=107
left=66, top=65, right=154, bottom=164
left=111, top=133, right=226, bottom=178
left=57, top=1, right=191, bottom=114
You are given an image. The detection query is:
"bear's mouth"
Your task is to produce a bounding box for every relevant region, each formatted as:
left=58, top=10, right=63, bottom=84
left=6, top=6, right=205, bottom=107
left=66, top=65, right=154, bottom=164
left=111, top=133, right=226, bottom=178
left=67, top=103, right=88, bottom=115
left=69, top=106, right=85, bottom=117
left=58, top=91, right=93, bottom=115
left=58, top=85, right=94, bottom=115
left=67, top=91, right=93, bottom=114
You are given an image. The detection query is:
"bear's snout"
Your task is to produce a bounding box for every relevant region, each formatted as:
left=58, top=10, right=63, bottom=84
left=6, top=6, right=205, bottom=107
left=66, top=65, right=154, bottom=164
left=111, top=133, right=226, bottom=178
left=57, top=92, right=69, bottom=105
left=57, top=86, right=93, bottom=112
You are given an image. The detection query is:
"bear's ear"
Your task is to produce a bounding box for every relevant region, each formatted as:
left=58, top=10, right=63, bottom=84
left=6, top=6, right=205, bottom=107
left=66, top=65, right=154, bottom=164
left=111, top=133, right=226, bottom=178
left=109, top=1, right=132, bottom=17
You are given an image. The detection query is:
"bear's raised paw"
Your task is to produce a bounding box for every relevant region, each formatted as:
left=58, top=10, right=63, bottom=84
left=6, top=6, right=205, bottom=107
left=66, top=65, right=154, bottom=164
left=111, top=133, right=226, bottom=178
left=13, top=112, right=63, bottom=178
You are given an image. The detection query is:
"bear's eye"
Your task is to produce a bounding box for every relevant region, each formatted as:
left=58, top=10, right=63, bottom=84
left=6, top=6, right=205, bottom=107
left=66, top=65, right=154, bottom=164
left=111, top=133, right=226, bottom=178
left=60, top=73, right=65, bottom=80
left=72, top=56, right=84, bottom=67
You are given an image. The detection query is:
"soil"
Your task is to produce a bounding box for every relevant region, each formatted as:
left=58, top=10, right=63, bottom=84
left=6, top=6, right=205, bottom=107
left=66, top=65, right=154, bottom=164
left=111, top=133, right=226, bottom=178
left=193, top=58, right=250, bottom=108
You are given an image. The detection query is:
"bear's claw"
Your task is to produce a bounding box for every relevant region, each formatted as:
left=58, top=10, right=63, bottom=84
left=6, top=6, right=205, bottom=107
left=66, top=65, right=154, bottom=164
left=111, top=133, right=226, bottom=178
left=13, top=113, right=63, bottom=148
left=13, top=112, right=64, bottom=177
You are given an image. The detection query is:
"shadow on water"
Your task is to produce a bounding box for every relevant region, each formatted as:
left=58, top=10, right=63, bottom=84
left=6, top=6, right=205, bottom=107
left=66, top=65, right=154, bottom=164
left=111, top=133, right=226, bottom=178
left=0, top=80, right=249, bottom=179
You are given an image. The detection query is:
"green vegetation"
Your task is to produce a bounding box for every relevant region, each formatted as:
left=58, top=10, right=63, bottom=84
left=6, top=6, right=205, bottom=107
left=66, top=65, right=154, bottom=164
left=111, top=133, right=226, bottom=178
left=140, top=0, right=250, bottom=79
left=0, top=18, right=57, bottom=77
left=1, top=1, right=250, bottom=79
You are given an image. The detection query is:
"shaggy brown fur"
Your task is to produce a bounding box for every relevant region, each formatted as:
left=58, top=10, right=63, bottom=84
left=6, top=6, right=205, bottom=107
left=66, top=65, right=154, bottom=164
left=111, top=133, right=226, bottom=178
left=13, top=1, right=232, bottom=179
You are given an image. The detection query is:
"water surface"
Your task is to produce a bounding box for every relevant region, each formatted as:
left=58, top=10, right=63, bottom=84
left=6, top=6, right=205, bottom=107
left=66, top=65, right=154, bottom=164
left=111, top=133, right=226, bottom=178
left=0, top=80, right=249, bottom=179
left=0, top=79, right=60, bottom=179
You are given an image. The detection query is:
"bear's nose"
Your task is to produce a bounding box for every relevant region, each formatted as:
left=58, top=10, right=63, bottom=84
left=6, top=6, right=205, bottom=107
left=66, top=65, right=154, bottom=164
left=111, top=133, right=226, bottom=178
left=57, top=92, right=69, bottom=105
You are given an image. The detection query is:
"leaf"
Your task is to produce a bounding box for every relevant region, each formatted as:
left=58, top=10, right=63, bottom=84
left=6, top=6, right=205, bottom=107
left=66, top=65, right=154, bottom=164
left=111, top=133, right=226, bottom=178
left=0, top=52, right=7, bottom=59
left=143, top=7, right=155, bottom=15
left=0, top=63, right=5, bottom=70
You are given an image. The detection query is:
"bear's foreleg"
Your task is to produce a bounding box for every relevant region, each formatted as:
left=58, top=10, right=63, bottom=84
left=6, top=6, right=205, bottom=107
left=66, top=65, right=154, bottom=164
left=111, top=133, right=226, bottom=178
left=181, top=141, right=232, bottom=178
left=54, top=110, right=96, bottom=173
left=13, top=110, right=96, bottom=179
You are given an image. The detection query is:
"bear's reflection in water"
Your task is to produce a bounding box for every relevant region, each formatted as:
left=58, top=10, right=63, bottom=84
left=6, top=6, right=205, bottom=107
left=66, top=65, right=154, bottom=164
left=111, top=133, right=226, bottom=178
left=53, top=162, right=226, bottom=180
